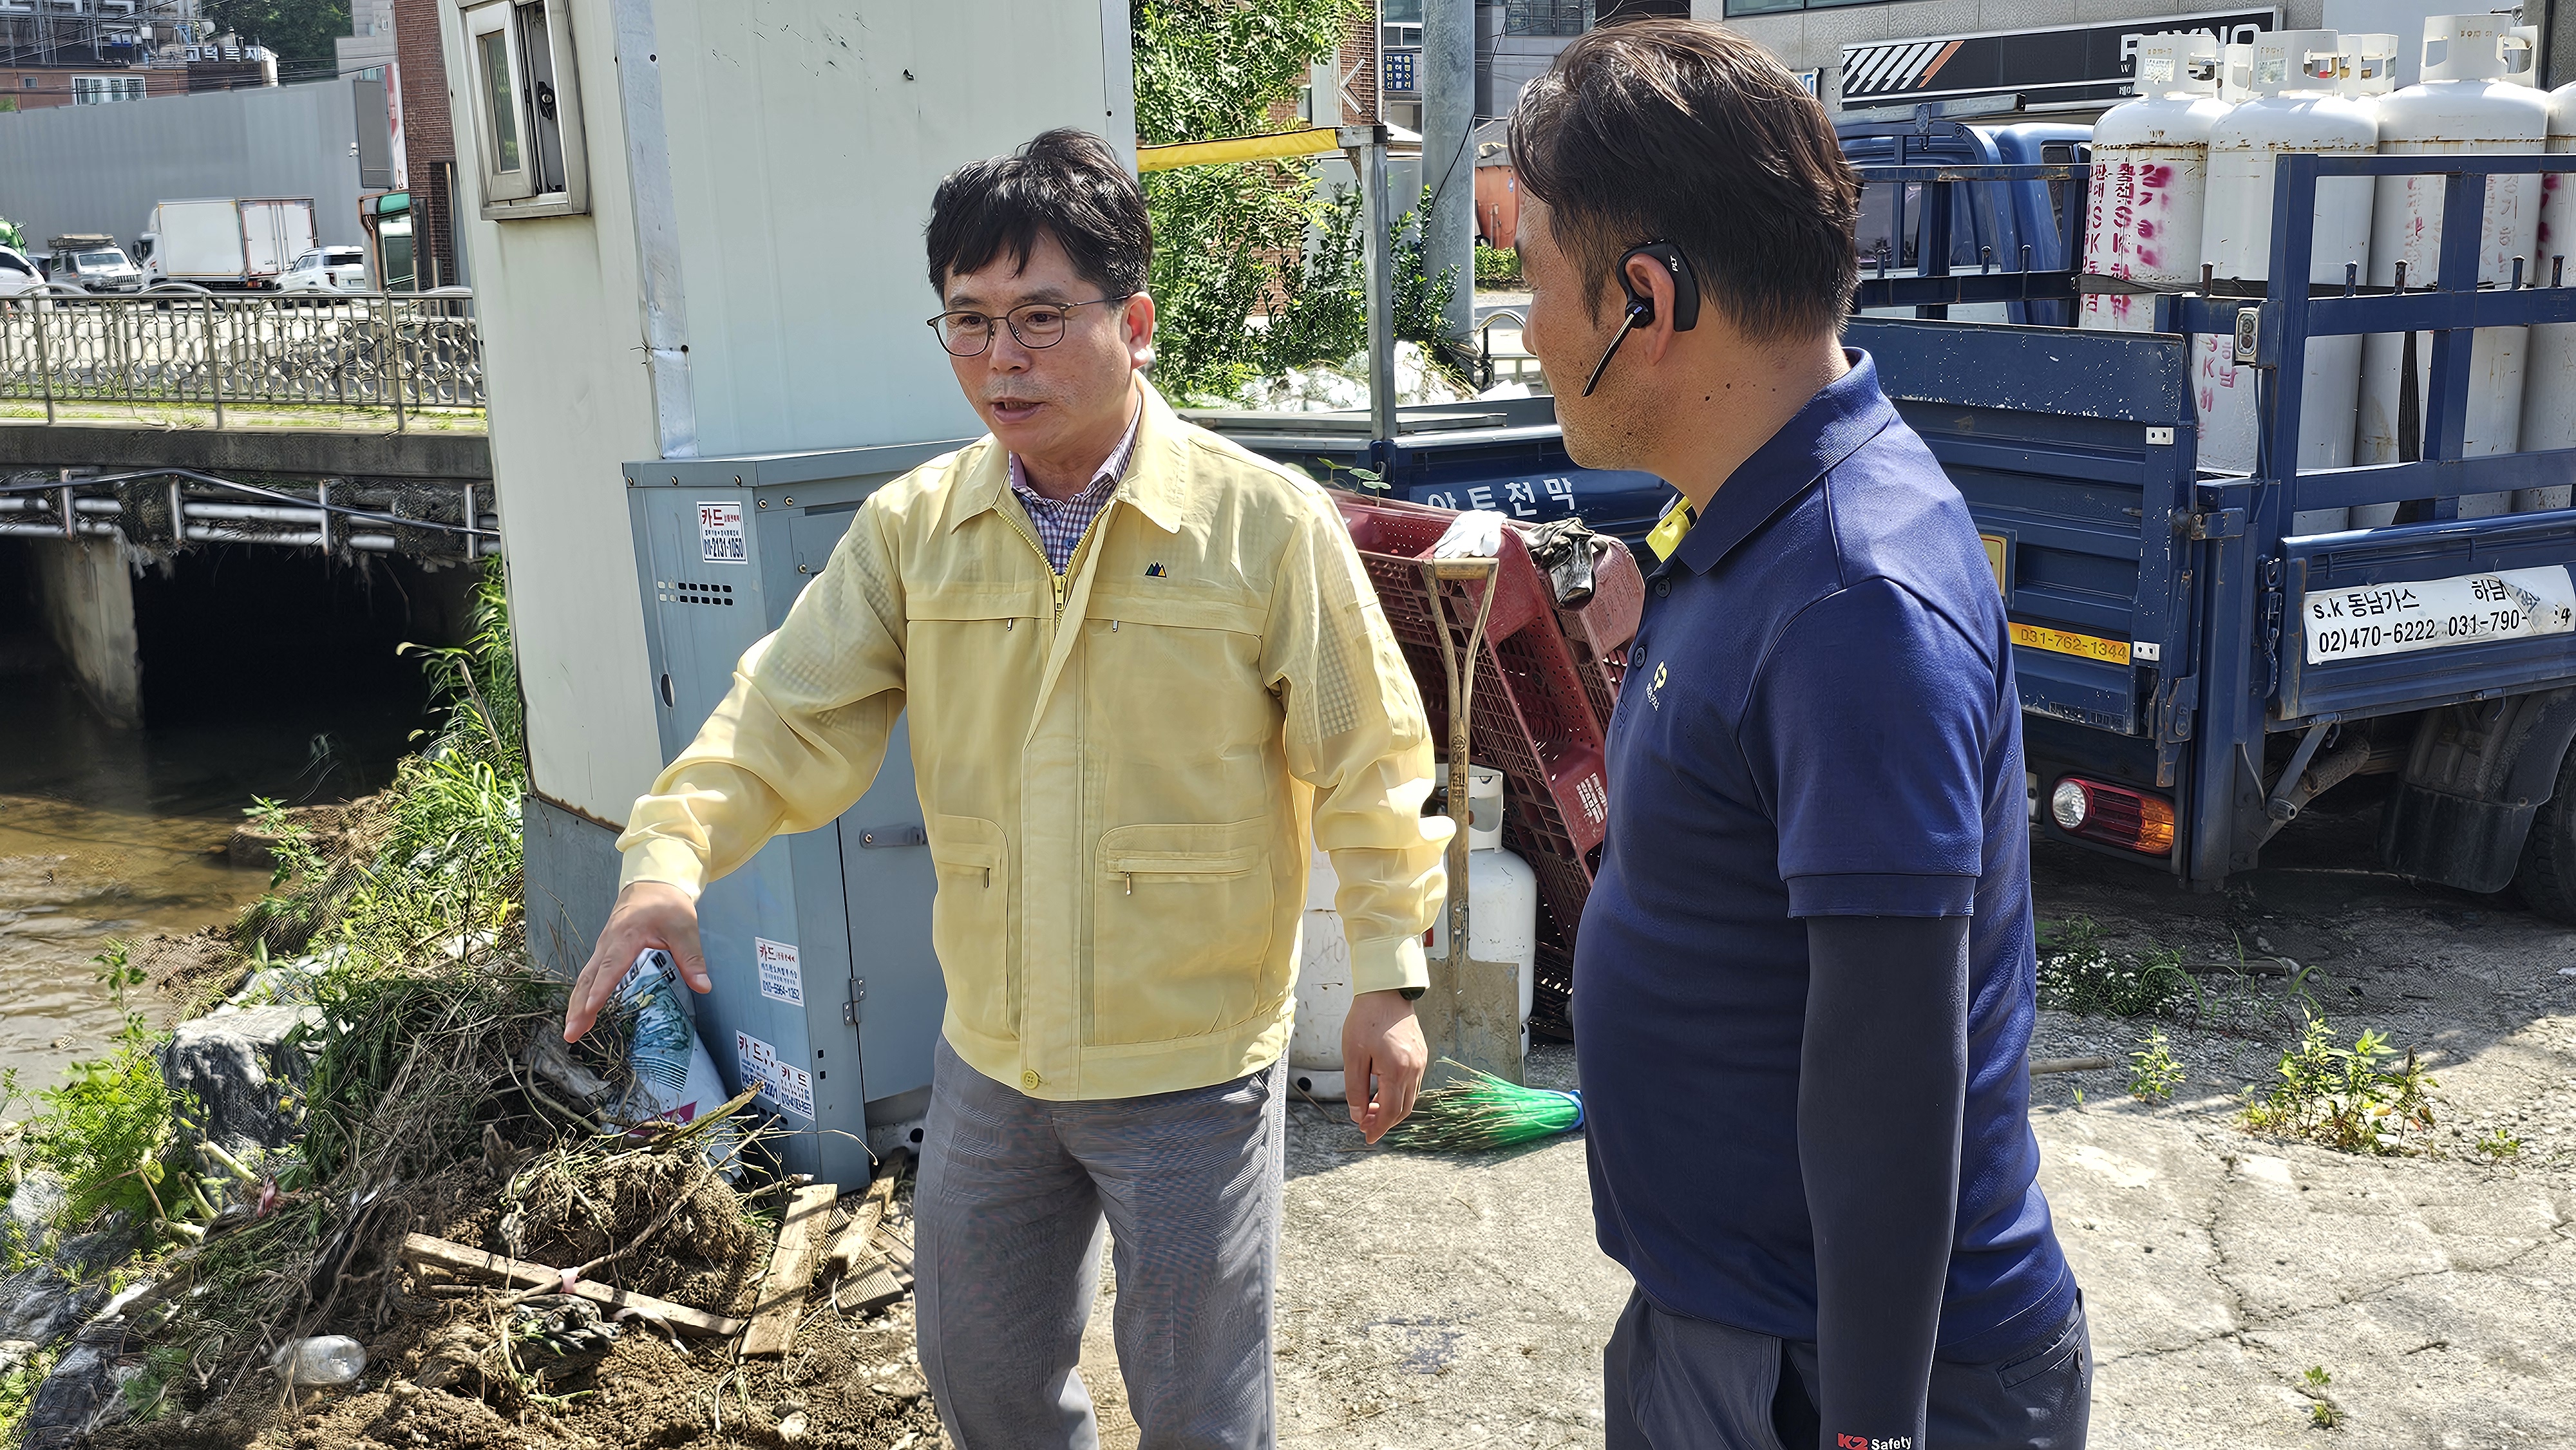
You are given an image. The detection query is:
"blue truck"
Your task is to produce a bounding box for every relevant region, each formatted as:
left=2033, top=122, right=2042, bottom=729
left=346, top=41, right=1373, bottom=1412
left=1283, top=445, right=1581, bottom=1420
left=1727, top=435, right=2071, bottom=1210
left=1205, top=149, right=2576, bottom=914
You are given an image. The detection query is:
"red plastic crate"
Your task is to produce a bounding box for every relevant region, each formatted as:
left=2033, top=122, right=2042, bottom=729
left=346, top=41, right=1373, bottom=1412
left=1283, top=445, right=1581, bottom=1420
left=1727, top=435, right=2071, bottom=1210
left=1332, top=494, right=1618, bottom=1036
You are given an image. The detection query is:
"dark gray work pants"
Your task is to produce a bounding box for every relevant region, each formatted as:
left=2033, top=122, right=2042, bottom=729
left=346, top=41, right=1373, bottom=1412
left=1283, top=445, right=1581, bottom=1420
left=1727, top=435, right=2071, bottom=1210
left=1604, top=1287, right=2092, bottom=1450
left=913, top=1036, right=1286, bottom=1450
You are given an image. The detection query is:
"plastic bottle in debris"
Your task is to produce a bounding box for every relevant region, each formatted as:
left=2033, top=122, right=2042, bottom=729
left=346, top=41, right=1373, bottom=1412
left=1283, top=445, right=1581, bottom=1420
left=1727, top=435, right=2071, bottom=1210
left=270, top=1335, right=365, bottom=1388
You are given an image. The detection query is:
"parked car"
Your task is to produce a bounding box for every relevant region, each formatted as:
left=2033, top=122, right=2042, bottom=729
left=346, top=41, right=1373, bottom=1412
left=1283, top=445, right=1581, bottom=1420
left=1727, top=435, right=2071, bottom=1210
left=0, top=246, right=43, bottom=298
left=276, top=245, right=370, bottom=296
left=40, top=235, right=144, bottom=294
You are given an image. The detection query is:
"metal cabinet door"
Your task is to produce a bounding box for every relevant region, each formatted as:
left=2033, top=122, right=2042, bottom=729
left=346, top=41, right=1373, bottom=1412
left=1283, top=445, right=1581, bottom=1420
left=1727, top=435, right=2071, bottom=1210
left=785, top=500, right=945, bottom=1146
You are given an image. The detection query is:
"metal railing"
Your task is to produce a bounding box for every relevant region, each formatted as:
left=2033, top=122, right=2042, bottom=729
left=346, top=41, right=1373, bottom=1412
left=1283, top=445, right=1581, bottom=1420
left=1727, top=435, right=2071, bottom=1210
left=0, top=467, right=500, bottom=559
left=0, top=290, right=484, bottom=427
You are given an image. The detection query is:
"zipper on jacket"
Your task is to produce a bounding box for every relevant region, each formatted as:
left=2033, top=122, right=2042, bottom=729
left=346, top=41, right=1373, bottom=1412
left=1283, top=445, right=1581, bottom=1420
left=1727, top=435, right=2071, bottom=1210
left=1000, top=497, right=1115, bottom=625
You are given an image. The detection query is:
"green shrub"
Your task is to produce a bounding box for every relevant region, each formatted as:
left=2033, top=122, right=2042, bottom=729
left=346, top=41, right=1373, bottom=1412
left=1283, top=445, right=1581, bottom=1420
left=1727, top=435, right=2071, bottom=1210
left=1475, top=243, right=1522, bottom=288
left=2242, top=1018, right=2439, bottom=1156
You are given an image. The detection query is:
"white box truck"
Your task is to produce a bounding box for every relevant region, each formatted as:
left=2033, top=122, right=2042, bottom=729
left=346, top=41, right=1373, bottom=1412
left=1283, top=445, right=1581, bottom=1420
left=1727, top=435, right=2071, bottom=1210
left=136, top=198, right=317, bottom=290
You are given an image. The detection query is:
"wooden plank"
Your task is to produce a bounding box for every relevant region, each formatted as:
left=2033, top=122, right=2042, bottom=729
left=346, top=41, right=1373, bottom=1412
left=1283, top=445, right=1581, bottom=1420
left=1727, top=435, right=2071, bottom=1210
left=824, top=1177, right=891, bottom=1281
left=741, top=1182, right=838, bottom=1357
left=398, top=1232, right=744, bottom=1337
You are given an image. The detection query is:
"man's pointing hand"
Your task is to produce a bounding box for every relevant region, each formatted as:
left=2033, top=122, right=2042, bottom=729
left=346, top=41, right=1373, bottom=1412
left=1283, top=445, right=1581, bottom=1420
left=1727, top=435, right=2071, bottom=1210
left=564, top=881, right=710, bottom=1043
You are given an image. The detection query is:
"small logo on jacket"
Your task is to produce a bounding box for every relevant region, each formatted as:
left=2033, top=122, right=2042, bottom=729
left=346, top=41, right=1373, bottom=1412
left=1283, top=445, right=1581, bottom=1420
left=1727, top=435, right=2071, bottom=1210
left=1144, top=562, right=1167, bottom=578
left=1645, top=661, right=1668, bottom=710
left=1837, top=1436, right=1913, bottom=1450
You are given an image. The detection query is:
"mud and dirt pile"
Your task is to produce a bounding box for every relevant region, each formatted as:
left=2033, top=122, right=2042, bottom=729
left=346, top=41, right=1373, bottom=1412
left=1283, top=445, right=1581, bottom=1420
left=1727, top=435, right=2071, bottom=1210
left=92, top=1131, right=936, bottom=1450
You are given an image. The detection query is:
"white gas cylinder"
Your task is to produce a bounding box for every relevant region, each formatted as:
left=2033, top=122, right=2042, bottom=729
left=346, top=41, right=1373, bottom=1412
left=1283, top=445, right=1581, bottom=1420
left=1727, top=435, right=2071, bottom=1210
left=2518, top=81, right=2576, bottom=501
left=2354, top=16, right=2552, bottom=514
left=2079, top=35, right=2232, bottom=334
left=2198, top=30, right=2379, bottom=517
left=1287, top=763, right=1539, bottom=1099
left=2221, top=42, right=2257, bottom=104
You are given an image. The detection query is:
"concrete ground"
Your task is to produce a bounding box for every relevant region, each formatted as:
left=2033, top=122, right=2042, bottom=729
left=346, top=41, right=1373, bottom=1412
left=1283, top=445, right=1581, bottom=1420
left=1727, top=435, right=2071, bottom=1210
left=1066, top=793, right=2574, bottom=1449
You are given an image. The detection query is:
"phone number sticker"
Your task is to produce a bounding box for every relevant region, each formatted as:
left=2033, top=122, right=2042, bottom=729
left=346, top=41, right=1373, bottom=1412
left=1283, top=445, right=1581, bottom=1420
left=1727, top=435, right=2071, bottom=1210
left=2304, top=567, right=2576, bottom=664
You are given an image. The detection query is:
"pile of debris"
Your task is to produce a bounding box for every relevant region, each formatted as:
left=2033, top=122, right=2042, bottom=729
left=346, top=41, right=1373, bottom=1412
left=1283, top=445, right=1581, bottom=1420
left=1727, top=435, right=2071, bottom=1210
left=5, top=945, right=942, bottom=1450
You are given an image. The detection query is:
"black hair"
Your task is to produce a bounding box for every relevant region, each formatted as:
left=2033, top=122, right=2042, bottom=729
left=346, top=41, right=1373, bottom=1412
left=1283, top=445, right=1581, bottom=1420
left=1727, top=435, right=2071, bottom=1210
left=925, top=128, right=1152, bottom=300
left=1510, top=20, right=1861, bottom=340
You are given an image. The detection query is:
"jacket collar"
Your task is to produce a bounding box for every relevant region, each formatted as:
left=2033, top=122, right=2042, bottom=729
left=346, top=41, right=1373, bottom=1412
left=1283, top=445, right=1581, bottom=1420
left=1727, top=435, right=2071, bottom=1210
left=946, top=379, right=1190, bottom=535
left=1669, top=350, right=1897, bottom=576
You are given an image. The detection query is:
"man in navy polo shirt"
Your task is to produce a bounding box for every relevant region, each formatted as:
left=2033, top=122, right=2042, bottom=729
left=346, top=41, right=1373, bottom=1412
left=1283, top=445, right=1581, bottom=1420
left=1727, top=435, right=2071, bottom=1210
left=1508, top=21, right=2087, bottom=1450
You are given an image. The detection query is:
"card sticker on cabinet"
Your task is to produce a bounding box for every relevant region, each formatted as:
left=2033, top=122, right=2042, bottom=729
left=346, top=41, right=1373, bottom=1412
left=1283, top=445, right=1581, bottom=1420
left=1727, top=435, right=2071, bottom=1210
left=755, top=937, right=804, bottom=1006
left=733, top=1030, right=813, bottom=1120
left=698, top=502, right=746, bottom=565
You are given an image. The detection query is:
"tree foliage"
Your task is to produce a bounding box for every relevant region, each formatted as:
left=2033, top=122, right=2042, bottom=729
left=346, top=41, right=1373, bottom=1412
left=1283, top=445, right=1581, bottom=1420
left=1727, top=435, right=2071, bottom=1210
left=1132, top=0, right=1463, bottom=402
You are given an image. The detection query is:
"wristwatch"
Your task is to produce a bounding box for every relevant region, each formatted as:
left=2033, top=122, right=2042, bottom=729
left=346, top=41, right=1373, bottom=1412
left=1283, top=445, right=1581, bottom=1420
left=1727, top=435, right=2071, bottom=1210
left=1399, top=985, right=1426, bottom=1001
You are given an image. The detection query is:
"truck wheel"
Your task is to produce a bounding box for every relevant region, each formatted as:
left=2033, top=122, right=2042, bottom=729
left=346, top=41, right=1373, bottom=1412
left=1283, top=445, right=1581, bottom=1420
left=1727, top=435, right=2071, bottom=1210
left=2514, top=740, right=2576, bottom=924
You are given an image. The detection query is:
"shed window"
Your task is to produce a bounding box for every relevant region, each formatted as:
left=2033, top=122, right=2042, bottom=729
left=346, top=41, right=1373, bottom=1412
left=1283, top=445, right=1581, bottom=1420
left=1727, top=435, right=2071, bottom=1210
left=461, top=0, right=587, bottom=220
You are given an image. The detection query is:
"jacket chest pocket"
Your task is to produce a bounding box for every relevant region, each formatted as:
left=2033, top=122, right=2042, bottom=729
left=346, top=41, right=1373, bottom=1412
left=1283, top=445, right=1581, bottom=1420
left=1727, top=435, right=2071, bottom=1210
left=1084, top=595, right=1271, bottom=759
left=927, top=814, right=1013, bottom=1037
left=1089, top=819, right=1275, bottom=1046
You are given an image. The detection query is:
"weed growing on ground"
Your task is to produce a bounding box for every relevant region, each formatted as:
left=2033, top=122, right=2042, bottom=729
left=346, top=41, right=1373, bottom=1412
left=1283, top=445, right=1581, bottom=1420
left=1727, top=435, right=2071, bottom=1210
left=0, top=1346, right=59, bottom=1431
left=20, top=942, right=193, bottom=1228
left=2128, top=1030, right=2186, bottom=1102
left=2242, top=1019, right=2439, bottom=1155
left=2038, top=918, right=2192, bottom=1016
left=2300, top=1366, right=2343, bottom=1429
left=2475, top=1127, right=2524, bottom=1160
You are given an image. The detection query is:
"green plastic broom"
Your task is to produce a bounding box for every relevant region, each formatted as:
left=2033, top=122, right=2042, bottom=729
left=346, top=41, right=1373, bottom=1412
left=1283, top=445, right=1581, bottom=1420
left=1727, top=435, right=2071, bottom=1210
left=1387, top=1059, right=1586, bottom=1152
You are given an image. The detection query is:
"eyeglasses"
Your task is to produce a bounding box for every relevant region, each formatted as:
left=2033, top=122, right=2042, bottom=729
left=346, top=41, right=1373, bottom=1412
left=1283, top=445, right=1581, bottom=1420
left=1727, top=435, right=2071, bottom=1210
left=927, top=296, right=1130, bottom=357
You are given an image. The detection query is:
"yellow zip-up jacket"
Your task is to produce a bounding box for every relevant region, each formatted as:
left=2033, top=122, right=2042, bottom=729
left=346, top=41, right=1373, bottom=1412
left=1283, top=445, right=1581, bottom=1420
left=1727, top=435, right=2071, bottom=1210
left=618, top=388, right=1450, bottom=1100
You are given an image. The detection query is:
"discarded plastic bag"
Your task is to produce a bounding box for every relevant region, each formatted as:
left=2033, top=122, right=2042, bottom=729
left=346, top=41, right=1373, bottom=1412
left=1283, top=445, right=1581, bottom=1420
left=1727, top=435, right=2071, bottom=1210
left=609, top=948, right=744, bottom=1177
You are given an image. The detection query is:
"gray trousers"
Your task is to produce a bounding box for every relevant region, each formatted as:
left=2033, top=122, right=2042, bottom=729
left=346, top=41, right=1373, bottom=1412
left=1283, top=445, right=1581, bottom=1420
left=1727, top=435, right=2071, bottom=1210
left=914, top=1036, right=1285, bottom=1450
left=1604, top=1288, right=2092, bottom=1450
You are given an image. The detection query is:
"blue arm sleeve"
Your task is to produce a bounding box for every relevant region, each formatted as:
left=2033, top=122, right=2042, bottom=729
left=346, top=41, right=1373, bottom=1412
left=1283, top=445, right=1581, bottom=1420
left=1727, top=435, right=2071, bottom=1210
left=1800, top=913, right=1970, bottom=1450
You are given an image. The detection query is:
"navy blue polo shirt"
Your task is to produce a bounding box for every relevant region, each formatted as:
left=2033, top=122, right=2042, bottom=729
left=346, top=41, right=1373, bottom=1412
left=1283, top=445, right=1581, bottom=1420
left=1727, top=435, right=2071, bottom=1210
left=1574, top=352, right=2072, bottom=1364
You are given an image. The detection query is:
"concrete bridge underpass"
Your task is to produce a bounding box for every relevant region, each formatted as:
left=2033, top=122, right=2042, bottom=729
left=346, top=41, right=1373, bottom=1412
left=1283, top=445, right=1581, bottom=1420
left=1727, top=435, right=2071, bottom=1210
left=2, top=442, right=498, bottom=734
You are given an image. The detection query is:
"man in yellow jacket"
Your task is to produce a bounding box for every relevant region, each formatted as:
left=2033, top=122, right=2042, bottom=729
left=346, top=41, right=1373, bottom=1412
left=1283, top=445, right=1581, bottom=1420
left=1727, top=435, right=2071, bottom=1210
left=559, top=128, right=1448, bottom=1449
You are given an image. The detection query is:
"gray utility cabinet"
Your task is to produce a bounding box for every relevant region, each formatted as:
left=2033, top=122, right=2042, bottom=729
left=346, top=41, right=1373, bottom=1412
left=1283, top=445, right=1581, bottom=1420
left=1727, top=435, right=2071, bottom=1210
left=626, top=439, right=972, bottom=1185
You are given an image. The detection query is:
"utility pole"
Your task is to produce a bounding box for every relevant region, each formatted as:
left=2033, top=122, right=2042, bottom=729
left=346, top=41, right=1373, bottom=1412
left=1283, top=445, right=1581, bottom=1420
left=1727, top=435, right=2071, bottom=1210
left=1423, top=0, right=1477, bottom=350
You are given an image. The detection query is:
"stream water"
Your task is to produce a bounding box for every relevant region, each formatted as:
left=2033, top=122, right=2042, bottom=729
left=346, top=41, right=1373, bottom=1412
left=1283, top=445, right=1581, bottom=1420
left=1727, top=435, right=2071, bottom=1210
left=1, top=551, right=446, bottom=1097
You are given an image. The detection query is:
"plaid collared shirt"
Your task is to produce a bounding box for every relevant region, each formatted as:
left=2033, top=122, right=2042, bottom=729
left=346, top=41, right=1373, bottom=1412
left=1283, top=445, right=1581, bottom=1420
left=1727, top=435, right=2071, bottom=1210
left=1008, top=404, right=1142, bottom=572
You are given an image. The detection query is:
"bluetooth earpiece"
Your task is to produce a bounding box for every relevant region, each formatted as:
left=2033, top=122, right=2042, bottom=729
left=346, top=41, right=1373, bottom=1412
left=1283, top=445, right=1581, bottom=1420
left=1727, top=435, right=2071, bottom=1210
left=1582, top=241, right=1701, bottom=397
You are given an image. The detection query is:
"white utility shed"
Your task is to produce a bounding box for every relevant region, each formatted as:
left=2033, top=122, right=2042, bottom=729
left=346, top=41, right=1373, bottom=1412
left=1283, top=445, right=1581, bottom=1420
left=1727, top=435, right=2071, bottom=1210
left=442, top=0, right=1133, bottom=972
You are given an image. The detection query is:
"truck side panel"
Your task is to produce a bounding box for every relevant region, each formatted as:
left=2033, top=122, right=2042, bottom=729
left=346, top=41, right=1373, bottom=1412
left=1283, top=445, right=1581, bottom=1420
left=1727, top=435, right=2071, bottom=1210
left=1849, top=317, right=2202, bottom=871
left=159, top=200, right=247, bottom=280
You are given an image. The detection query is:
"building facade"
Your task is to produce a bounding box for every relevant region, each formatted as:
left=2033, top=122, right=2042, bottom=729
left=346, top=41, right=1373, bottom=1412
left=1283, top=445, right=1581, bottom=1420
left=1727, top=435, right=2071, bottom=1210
left=1703, top=0, right=2563, bottom=115
left=0, top=77, right=372, bottom=250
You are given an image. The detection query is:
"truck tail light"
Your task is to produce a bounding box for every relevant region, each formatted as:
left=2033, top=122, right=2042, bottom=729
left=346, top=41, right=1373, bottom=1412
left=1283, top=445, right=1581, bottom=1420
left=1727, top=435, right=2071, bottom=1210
left=2049, top=777, right=2174, bottom=857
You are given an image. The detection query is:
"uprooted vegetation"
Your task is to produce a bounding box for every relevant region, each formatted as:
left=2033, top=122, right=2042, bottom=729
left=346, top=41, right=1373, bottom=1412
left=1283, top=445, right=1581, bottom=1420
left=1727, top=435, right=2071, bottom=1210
left=2, top=563, right=928, bottom=1449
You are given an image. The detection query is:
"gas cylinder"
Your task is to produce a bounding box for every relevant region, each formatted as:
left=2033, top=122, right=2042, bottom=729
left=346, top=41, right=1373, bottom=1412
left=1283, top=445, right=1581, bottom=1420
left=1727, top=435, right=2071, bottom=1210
left=2354, top=17, right=2552, bottom=516
left=2221, top=41, right=2257, bottom=103
left=2079, top=34, right=2231, bottom=334
left=2513, top=80, right=2576, bottom=506
left=1289, top=763, right=1539, bottom=1099
left=2199, top=30, right=2379, bottom=526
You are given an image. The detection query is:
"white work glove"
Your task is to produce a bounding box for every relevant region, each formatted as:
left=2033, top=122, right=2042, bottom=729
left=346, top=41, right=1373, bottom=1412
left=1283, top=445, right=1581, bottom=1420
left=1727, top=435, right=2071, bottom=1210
left=1432, top=509, right=1509, bottom=560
